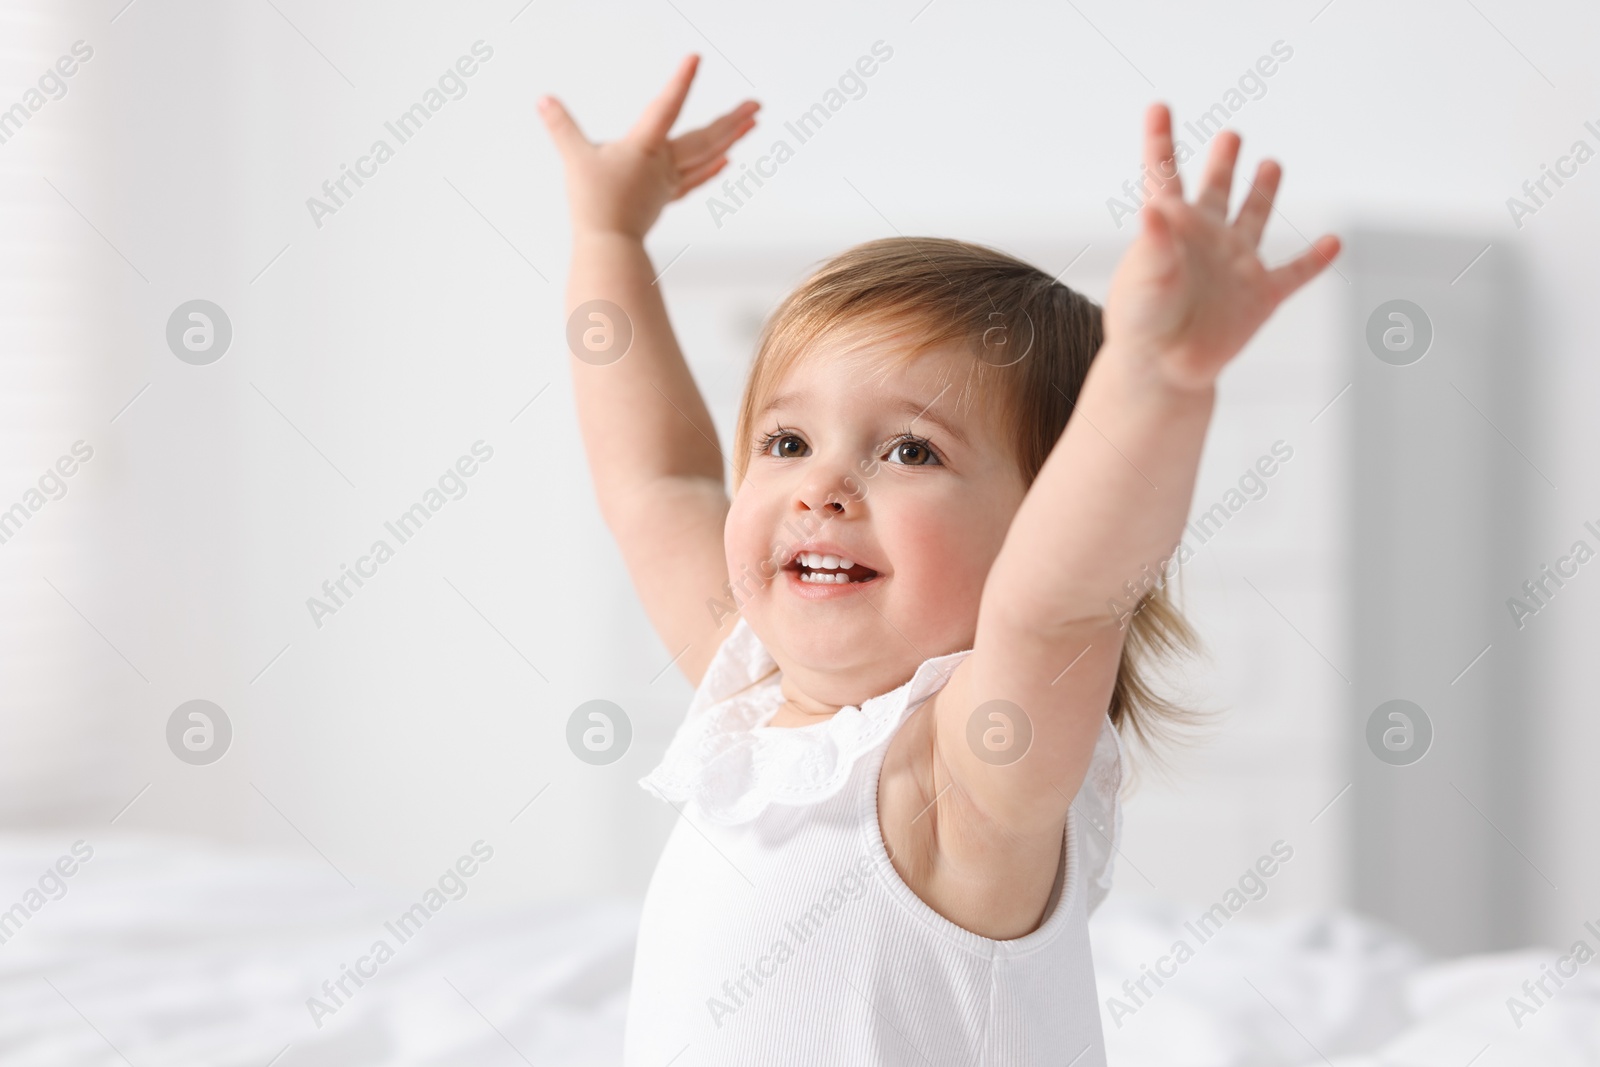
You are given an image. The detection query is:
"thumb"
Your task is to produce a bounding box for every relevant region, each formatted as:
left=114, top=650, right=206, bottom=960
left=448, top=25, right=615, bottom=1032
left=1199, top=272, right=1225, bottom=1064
left=1139, top=198, right=1179, bottom=265
left=1140, top=197, right=1172, bottom=243
left=537, top=95, right=589, bottom=157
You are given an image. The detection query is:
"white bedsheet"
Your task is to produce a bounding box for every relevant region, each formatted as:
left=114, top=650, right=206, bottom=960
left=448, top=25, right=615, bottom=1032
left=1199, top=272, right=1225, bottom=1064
left=0, top=833, right=1594, bottom=1066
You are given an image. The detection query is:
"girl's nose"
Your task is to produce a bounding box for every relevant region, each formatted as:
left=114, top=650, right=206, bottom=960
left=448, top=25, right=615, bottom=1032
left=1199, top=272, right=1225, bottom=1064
left=794, top=465, right=862, bottom=516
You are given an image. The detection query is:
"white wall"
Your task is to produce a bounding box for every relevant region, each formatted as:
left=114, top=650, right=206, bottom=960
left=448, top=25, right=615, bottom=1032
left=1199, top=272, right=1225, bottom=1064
left=3, top=0, right=1596, bottom=952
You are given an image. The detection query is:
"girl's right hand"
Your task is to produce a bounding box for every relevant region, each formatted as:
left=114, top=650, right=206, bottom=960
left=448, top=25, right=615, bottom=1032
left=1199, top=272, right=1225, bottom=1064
left=538, top=54, right=760, bottom=240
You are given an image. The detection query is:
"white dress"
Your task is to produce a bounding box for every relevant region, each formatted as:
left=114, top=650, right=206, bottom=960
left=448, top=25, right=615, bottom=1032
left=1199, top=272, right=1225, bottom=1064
left=625, top=616, right=1124, bottom=1066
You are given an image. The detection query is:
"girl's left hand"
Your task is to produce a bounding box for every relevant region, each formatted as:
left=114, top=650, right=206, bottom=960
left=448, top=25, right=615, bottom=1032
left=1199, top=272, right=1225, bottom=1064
left=1103, top=103, right=1341, bottom=393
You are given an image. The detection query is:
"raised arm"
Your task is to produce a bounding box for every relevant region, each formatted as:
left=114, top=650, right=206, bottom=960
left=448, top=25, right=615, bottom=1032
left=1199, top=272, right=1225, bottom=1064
left=539, top=56, right=760, bottom=685
left=981, top=108, right=1339, bottom=667
left=927, top=105, right=1340, bottom=911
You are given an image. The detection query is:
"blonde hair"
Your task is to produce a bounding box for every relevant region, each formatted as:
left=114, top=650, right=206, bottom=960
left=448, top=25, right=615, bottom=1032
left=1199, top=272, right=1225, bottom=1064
left=732, top=236, right=1203, bottom=745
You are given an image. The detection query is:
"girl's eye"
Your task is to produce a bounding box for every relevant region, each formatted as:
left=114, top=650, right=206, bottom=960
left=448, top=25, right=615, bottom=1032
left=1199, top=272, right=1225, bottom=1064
left=762, top=432, right=810, bottom=459
left=759, top=430, right=938, bottom=464
left=885, top=436, right=940, bottom=466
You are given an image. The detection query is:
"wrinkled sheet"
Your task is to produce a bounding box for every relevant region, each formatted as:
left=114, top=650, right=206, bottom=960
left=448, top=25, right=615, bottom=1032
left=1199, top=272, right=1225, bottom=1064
left=0, top=832, right=1594, bottom=1066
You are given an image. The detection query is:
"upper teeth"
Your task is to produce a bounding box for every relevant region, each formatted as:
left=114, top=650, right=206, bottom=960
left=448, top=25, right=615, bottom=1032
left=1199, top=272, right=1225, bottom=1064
left=799, top=551, right=852, bottom=570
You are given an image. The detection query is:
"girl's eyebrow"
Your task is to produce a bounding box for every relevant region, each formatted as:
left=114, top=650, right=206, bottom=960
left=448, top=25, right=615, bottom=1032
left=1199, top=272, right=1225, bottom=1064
left=892, top=397, right=968, bottom=446
left=761, top=391, right=970, bottom=446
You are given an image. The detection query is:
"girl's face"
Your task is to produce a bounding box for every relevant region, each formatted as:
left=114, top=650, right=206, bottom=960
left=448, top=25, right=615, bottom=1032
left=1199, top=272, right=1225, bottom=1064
left=724, top=336, right=1029, bottom=707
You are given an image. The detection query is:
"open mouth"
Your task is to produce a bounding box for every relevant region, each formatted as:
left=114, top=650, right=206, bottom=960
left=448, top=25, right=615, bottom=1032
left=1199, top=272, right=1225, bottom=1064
left=786, top=551, right=880, bottom=585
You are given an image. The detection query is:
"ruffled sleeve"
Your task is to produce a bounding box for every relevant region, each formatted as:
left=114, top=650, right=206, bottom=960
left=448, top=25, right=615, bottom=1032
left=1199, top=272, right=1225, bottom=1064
left=638, top=617, right=968, bottom=827
left=640, top=614, right=1126, bottom=913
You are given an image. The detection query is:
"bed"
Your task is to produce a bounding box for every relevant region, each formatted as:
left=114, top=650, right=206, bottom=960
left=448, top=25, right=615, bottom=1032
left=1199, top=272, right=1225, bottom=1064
left=1, top=832, right=1593, bottom=1066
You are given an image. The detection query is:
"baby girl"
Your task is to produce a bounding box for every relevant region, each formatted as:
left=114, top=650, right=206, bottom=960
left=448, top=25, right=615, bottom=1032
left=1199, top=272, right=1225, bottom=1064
left=539, top=54, right=1338, bottom=1066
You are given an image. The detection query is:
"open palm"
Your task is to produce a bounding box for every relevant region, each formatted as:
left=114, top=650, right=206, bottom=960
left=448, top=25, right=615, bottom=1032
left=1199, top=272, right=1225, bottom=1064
left=1104, top=104, right=1341, bottom=392
left=539, top=54, right=759, bottom=239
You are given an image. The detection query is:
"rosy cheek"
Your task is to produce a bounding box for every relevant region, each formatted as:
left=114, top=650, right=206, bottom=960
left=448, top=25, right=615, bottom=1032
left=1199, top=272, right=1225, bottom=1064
left=725, top=493, right=779, bottom=576
left=881, top=500, right=973, bottom=582
left=896, top=487, right=1010, bottom=586
left=722, top=499, right=751, bottom=560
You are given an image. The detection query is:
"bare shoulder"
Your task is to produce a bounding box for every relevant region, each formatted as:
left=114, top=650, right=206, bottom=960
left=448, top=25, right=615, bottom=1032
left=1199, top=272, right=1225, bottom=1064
left=879, top=608, right=1128, bottom=937
left=877, top=689, right=1069, bottom=942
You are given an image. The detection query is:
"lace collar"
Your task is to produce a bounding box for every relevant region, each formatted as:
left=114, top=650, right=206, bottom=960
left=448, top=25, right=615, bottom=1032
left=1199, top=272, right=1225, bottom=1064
left=638, top=617, right=970, bottom=825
